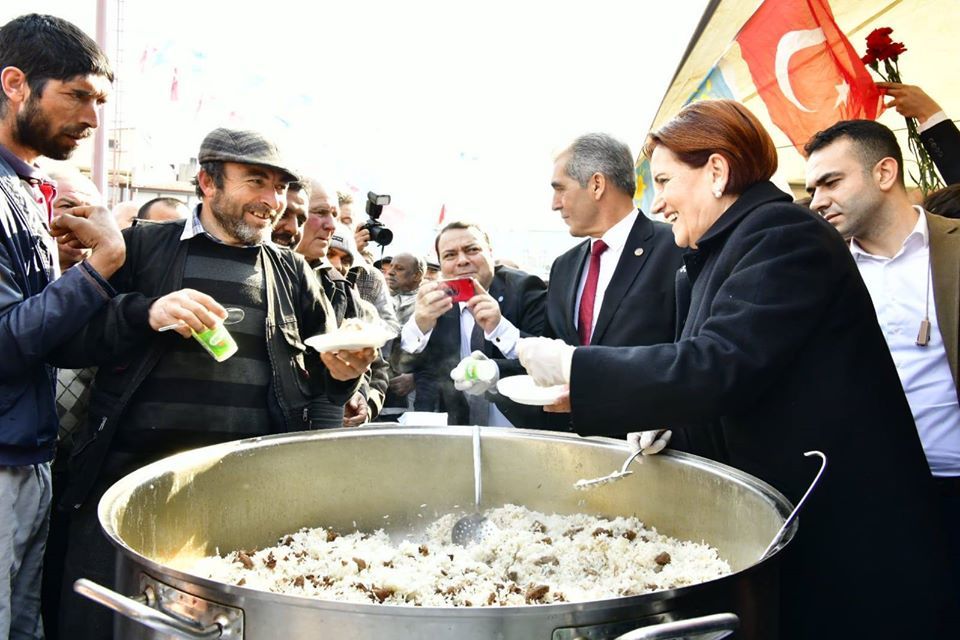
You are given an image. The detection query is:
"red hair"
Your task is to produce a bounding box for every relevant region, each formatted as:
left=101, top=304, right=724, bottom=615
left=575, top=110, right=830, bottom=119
left=642, top=100, right=778, bottom=195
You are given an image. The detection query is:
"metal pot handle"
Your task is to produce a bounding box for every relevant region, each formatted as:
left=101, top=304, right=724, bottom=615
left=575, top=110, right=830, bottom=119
left=74, top=579, right=223, bottom=639
left=611, top=612, right=739, bottom=640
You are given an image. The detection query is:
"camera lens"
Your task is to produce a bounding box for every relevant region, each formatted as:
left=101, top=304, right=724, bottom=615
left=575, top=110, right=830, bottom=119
left=370, top=224, right=393, bottom=246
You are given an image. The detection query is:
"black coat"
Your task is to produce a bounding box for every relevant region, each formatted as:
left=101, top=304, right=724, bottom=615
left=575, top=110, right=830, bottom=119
left=410, top=266, right=546, bottom=425
left=921, top=118, right=960, bottom=185
left=567, top=182, right=957, bottom=639
left=497, top=213, right=683, bottom=431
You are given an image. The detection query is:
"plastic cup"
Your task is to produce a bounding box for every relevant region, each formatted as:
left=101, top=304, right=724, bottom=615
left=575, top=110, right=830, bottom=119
left=191, top=321, right=238, bottom=362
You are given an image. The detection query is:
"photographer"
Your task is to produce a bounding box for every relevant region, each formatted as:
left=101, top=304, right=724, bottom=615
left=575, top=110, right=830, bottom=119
left=354, top=191, right=393, bottom=259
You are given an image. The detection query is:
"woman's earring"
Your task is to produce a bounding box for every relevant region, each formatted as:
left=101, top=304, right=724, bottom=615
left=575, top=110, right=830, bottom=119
left=712, top=187, right=722, bottom=198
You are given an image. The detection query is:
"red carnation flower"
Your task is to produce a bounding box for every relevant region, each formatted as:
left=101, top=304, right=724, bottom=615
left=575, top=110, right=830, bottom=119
left=865, top=27, right=894, bottom=51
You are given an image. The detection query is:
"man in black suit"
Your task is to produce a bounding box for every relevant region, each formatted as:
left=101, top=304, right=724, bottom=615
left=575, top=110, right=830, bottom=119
left=495, top=133, right=684, bottom=436
left=399, top=221, right=546, bottom=425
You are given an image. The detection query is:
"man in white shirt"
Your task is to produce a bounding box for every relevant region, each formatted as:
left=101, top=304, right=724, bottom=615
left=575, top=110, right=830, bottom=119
left=806, top=118, right=960, bottom=594
left=507, top=133, right=684, bottom=441
left=400, top=222, right=546, bottom=425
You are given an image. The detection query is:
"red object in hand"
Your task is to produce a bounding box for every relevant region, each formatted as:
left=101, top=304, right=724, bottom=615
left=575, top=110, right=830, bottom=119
left=441, top=278, right=475, bottom=303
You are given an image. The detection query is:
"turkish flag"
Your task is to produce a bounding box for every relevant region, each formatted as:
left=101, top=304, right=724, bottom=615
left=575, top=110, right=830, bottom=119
left=736, top=0, right=882, bottom=153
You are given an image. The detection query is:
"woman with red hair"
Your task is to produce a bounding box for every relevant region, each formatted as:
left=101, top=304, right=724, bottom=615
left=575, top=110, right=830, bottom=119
left=519, top=100, right=957, bottom=639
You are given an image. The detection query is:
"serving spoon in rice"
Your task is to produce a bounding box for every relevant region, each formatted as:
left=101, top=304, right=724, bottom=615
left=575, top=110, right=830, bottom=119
left=452, top=425, right=497, bottom=545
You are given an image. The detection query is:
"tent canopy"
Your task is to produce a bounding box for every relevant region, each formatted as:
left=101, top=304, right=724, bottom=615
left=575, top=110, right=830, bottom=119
left=648, top=0, right=953, bottom=194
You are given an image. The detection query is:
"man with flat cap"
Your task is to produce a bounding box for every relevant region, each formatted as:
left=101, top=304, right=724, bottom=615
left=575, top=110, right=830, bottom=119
left=57, top=128, right=376, bottom=639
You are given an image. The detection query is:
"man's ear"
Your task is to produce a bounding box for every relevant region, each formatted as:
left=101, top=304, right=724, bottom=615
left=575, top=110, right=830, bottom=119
left=874, top=157, right=900, bottom=192
left=0, top=66, right=29, bottom=106
left=591, top=172, right=606, bottom=201
left=197, top=169, right=217, bottom=199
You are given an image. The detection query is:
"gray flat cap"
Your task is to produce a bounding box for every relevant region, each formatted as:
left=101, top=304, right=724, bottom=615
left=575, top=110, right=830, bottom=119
left=198, top=128, right=299, bottom=183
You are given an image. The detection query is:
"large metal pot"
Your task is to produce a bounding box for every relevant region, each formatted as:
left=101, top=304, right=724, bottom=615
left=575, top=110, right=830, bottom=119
left=83, top=425, right=796, bottom=639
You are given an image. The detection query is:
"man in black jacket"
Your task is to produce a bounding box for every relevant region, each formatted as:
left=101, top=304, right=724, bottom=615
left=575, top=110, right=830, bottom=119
left=57, top=128, right=374, bottom=639
left=400, top=221, right=546, bottom=425
left=497, top=134, right=684, bottom=435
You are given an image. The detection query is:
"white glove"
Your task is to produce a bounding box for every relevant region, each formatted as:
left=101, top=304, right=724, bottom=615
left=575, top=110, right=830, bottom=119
left=451, top=351, right=499, bottom=396
left=627, top=429, right=673, bottom=456
left=517, top=337, right=575, bottom=386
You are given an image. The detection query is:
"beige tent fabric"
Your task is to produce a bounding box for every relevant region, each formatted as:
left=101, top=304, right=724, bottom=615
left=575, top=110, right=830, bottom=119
left=647, top=0, right=954, bottom=194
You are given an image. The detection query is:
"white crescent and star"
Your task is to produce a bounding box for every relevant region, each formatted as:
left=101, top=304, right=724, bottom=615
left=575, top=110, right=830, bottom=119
left=774, top=27, right=848, bottom=113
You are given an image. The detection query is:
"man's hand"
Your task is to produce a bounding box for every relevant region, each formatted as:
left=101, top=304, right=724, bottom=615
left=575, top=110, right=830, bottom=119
left=517, top=337, right=575, bottom=386
left=49, top=205, right=125, bottom=278
left=388, top=372, right=415, bottom=396
left=354, top=227, right=370, bottom=252
left=57, top=244, right=91, bottom=272
left=343, top=392, right=369, bottom=427
left=321, top=347, right=376, bottom=381
left=543, top=386, right=571, bottom=413
left=413, top=280, right=453, bottom=334
left=451, top=351, right=499, bottom=395
left=876, top=82, right=943, bottom=124
left=466, top=279, right=502, bottom=334
left=627, top=429, right=672, bottom=455
left=148, top=289, right=228, bottom=338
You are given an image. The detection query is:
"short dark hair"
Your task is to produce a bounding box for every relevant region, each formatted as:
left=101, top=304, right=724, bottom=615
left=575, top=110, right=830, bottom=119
left=434, top=221, right=492, bottom=257
left=137, top=197, right=186, bottom=220
left=288, top=180, right=310, bottom=200
left=192, top=161, right=226, bottom=199
left=0, top=14, right=114, bottom=116
left=923, top=184, right=960, bottom=219
left=393, top=252, right=425, bottom=276
left=643, top=100, right=778, bottom=195
left=804, top=120, right=906, bottom=188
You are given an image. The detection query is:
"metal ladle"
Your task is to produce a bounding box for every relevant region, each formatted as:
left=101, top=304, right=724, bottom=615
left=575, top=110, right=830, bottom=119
left=451, top=425, right=495, bottom=545
left=574, top=448, right=644, bottom=490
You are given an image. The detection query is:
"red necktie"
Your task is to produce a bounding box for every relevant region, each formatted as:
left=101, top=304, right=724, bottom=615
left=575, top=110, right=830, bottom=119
left=578, top=239, right=608, bottom=345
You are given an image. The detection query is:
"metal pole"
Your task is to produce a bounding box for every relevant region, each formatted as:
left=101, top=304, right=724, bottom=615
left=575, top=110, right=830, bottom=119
left=92, top=0, right=109, bottom=197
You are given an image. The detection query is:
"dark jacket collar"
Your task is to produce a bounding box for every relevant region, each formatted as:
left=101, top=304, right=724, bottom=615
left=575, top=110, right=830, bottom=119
left=694, top=181, right=793, bottom=250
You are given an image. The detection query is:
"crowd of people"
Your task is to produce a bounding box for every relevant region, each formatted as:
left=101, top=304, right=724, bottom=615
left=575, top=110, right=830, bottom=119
left=2, top=11, right=960, bottom=640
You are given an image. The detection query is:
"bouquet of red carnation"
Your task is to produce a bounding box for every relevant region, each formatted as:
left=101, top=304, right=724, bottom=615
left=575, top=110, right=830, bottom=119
left=861, top=27, right=942, bottom=195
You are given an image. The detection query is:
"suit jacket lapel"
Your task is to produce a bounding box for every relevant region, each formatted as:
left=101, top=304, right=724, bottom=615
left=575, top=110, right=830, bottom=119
left=591, top=215, right=654, bottom=344
left=563, top=241, right=590, bottom=342
left=928, top=212, right=960, bottom=388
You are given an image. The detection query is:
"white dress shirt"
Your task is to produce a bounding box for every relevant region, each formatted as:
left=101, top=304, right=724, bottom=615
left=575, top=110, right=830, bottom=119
left=573, top=208, right=638, bottom=341
left=852, top=209, right=960, bottom=476
left=400, top=305, right=513, bottom=427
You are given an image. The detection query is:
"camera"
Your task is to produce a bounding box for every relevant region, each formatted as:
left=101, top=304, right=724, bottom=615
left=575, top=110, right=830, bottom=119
left=360, top=191, right=393, bottom=246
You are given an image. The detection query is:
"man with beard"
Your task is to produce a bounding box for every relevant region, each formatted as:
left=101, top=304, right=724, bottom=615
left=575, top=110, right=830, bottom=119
left=0, top=13, right=122, bottom=639
left=57, top=129, right=375, bottom=639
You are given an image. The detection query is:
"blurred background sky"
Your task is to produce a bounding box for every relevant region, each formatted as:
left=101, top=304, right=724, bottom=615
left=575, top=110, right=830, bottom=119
left=1, top=1, right=709, bottom=273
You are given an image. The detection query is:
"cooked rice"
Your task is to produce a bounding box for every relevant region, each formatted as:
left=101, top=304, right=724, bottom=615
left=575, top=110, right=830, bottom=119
left=190, top=504, right=730, bottom=606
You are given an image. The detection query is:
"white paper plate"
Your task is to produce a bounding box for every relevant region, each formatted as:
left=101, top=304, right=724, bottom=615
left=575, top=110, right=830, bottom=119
left=304, top=327, right=393, bottom=353
left=497, top=375, right=566, bottom=406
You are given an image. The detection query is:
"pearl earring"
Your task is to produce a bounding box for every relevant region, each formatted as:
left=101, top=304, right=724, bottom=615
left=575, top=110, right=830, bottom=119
left=712, top=188, right=722, bottom=199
